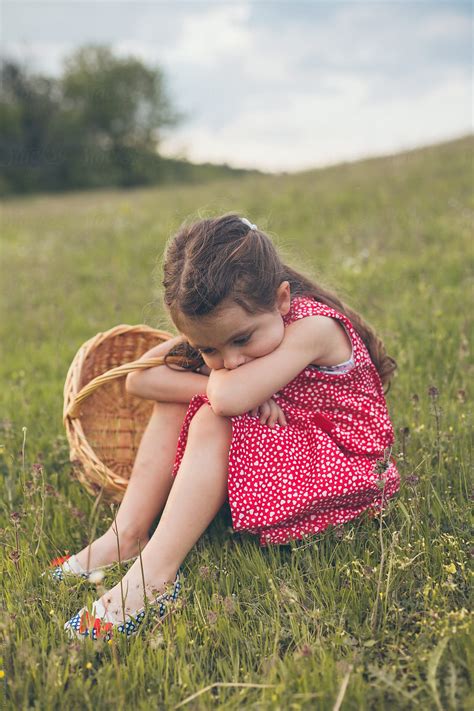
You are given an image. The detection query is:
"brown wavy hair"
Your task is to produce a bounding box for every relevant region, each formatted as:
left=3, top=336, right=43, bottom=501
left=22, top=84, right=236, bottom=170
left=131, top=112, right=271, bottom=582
left=161, top=213, right=397, bottom=391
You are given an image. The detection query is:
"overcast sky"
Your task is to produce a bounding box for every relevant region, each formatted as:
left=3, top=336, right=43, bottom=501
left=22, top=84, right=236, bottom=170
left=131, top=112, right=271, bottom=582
left=2, top=0, right=472, bottom=172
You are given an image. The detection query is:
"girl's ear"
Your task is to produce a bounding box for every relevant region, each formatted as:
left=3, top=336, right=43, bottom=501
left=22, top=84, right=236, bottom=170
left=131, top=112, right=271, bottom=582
left=276, top=280, right=291, bottom=315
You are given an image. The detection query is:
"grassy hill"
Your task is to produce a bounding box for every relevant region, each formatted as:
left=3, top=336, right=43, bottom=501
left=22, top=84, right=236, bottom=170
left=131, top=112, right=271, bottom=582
left=1, top=135, right=472, bottom=708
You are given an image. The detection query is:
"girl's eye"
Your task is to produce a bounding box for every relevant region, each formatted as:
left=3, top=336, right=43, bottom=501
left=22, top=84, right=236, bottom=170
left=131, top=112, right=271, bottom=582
left=199, top=335, right=250, bottom=355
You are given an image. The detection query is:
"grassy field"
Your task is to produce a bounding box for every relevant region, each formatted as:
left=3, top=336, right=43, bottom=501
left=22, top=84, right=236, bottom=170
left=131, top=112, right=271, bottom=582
left=1, top=135, right=472, bottom=709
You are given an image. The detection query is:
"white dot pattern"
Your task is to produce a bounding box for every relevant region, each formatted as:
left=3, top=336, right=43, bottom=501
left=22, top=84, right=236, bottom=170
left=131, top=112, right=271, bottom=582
left=171, top=296, right=400, bottom=546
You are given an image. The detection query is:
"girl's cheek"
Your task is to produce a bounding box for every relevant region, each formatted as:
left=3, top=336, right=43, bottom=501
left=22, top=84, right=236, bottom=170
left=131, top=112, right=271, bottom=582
left=250, top=338, right=280, bottom=359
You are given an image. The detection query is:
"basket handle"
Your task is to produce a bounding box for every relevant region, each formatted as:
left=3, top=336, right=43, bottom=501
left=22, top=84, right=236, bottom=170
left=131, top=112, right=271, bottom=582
left=66, top=353, right=202, bottom=419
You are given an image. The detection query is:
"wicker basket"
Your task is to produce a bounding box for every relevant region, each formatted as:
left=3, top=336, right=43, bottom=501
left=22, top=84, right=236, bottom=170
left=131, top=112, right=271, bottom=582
left=63, top=324, right=200, bottom=503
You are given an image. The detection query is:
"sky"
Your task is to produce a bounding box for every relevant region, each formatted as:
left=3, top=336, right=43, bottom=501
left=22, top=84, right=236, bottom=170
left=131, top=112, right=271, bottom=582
left=2, top=0, right=472, bottom=172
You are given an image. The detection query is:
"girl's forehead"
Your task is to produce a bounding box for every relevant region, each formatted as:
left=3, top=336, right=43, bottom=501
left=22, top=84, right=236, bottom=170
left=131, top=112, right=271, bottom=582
left=178, top=303, right=273, bottom=346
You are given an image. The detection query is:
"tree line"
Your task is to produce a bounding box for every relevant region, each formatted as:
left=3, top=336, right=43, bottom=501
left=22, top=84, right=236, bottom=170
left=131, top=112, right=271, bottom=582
left=0, top=45, right=252, bottom=195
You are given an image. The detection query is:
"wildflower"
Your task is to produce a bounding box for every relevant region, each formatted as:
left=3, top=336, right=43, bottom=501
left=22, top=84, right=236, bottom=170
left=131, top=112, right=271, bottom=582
left=373, top=446, right=392, bottom=476
left=10, top=512, right=21, bottom=524
left=295, top=643, right=313, bottom=658
left=206, top=610, right=218, bottom=625
left=71, top=507, right=85, bottom=521
left=457, top=389, right=466, bottom=403
left=444, top=563, right=456, bottom=575
left=198, top=565, right=210, bottom=579
left=88, top=570, right=105, bottom=584
left=405, top=474, right=420, bottom=487
left=32, top=463, right=43, bottom=476
left=279, top=583, right=299, bottom=603
left=428, top=385, right=439, bottom=399
left=85, top=662, right=93, bottom=670
left=0, top=670, right=4, bottom=679
left=223, top=595, right=236, bottom=614
left=44, top=484, right=59, bottom=498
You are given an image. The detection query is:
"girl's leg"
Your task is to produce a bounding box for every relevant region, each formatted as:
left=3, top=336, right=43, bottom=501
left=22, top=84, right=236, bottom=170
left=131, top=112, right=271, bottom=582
left=98, top=404, right=232, bottom=619
left=74, top=401, right=189, bottom=570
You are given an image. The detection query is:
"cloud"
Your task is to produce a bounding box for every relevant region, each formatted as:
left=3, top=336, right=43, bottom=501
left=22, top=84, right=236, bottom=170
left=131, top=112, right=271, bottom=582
left=2, top=0, right=472, bottom=171
left=161, top=3, right=252, bottom=68
left=160, top=70, right=471, bottom=171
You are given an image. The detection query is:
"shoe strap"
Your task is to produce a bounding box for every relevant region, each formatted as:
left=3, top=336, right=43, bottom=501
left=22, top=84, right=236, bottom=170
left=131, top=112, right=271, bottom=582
left=63, top=554, right=87, bottom=574
left=92, top=598, right=135, bottom=625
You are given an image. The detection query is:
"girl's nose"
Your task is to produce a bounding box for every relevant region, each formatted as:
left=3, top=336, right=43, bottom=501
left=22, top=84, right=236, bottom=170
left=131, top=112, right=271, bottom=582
left=224, top=355, right=246, bottom=370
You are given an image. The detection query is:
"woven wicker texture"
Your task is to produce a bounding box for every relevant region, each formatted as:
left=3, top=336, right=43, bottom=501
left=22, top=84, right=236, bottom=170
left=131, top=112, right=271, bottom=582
left=63, top=324, right=202, bottom=503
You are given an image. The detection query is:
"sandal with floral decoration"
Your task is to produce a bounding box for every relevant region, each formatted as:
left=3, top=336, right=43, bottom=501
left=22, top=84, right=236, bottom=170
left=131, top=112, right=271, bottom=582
left=63, top=567, right=184, bottom=641
left=42, top=553, right=139, bottom=583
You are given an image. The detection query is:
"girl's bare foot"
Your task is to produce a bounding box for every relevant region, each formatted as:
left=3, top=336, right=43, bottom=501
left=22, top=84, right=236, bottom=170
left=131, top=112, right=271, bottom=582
left=73, top=527, right=150, bottom=572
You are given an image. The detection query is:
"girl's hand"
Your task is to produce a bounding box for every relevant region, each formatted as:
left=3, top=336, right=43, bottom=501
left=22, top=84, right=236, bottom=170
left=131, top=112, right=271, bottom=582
left=249, top=397, right=287, bottom=428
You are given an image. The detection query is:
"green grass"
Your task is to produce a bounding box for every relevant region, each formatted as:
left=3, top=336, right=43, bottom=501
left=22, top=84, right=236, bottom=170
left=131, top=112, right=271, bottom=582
left=1, top=135, right=473, bottom=709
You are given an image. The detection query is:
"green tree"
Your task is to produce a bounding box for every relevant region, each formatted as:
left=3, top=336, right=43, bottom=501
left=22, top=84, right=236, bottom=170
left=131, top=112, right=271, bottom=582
left=0, top=60, right=63, bottom=192
left=61, top=45, right=181, bottom=152
left=0, top=46, right=184, bottom=192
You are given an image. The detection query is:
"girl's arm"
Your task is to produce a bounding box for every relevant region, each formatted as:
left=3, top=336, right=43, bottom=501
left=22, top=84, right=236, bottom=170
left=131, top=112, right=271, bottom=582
left=206, top=316, right=331, bottom=416
left=125, top=335, right=210, bottom=403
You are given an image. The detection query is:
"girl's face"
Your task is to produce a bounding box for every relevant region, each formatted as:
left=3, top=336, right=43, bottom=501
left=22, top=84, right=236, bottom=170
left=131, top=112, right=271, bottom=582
left=178, top=281, right=291, bottom=371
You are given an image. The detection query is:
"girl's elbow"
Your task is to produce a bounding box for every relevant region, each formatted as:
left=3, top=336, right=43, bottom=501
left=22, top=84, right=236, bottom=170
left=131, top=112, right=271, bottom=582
left=206, top=391, right=229, bottom=417
left=208, top=394, right=241, bottom=417
left=206, top=382, right=244, bottom=416
left=207, top=395, right=224, bottom=416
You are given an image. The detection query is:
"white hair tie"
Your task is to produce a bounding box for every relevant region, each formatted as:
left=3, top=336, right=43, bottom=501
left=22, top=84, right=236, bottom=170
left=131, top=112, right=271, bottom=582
left=241, top=217, right=258, bottom=231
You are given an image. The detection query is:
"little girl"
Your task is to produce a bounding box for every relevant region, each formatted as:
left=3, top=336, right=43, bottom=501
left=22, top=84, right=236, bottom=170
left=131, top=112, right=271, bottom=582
left=57, top=213, right=400, bottom=641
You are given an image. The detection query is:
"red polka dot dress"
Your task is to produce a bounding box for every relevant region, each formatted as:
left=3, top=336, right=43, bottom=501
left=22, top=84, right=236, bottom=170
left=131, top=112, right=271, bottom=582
left=171, top=295, right=400, bottom=546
